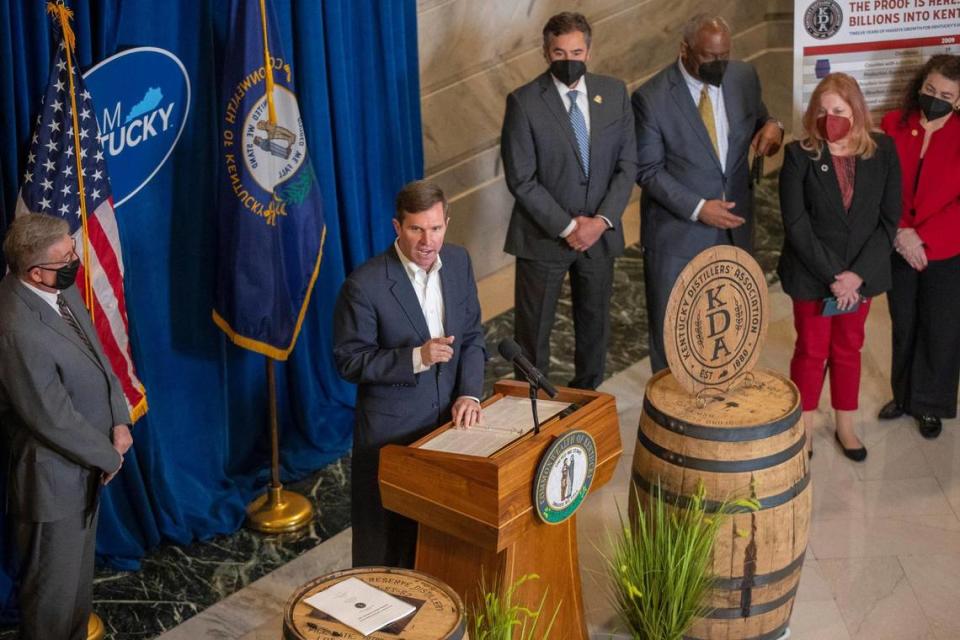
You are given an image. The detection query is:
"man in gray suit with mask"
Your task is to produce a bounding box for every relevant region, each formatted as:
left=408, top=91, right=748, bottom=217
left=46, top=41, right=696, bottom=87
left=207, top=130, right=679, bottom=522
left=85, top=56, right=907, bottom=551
left=633, top=14, right=784, bottom=373
left=0, top=214, right=133, bottom=640
left=501, top=11, right=638, bottom=390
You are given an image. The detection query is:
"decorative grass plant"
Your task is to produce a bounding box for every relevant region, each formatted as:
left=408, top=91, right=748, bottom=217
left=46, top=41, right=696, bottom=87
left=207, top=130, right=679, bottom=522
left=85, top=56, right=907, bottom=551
left=469, top=573, right=559, bottom=640
left=605, top=481, right=759, bottom=640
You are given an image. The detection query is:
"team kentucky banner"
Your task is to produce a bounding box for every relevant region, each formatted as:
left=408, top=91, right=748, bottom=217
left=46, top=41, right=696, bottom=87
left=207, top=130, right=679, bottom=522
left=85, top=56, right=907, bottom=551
left=213, top=0, right=326, bottom=360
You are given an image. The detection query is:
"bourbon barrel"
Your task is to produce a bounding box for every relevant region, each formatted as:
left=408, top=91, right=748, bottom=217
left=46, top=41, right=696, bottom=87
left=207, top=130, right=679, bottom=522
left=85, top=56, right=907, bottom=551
left=629, top=368, right=810, bottom=640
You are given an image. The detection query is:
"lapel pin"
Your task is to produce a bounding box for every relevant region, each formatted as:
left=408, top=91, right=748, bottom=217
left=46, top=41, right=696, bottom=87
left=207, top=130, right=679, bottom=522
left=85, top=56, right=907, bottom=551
left=911, top=129, right=919, bottom=137
left=593, top=94, right=602, bottom=104
left=820, top=164, right=829, bottom=172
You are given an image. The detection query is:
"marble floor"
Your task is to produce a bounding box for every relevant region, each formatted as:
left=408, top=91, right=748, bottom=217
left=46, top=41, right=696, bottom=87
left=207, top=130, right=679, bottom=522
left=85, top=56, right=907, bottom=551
left=154, top=285, right=960, bottom=640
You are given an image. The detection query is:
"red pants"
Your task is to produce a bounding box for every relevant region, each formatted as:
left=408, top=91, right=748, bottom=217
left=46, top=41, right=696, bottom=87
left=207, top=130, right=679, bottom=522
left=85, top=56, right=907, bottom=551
left=790, top=297, right=872, bottom=412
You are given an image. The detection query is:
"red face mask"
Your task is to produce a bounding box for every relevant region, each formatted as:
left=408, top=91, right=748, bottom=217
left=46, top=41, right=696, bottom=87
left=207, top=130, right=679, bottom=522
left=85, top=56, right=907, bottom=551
left=817, top=113, right=852, bottom=143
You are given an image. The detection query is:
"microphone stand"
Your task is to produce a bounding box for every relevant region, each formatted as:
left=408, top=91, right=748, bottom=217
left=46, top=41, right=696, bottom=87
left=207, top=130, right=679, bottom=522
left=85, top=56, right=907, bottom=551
left=529, top=378, right=541, bottom=435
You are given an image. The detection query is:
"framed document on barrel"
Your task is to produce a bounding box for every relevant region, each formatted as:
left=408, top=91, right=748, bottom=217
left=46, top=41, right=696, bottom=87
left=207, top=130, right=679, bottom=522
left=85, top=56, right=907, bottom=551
left=378, top=380, right=622, bottom=639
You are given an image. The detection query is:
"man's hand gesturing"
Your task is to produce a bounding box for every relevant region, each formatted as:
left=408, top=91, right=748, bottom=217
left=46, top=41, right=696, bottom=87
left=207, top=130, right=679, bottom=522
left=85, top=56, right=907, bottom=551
left=421, top=335, right=455, bottom=367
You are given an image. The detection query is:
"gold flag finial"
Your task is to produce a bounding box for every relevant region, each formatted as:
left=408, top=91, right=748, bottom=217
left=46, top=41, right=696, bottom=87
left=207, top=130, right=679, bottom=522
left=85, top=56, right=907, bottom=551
left=46, top=2, right=77, bottom=53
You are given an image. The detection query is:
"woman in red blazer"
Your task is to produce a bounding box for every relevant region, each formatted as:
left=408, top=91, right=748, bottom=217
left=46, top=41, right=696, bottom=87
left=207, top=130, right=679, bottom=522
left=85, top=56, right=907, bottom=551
left=879, top=55, right=960, bottom=439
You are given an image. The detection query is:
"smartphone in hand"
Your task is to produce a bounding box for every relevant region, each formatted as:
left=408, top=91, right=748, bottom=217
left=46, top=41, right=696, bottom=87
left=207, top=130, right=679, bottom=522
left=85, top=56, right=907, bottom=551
left=821, top=296, right=861, bottom=317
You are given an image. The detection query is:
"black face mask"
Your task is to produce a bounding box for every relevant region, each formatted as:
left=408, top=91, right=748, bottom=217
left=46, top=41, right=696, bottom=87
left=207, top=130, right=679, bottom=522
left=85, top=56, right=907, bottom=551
left=34, top=258, right=80, bottom=290
left=550, top=59, right=586, bottom=86
left=698, top=59, right=729, bottom=87
left=918, top=93, right=954, bottom=121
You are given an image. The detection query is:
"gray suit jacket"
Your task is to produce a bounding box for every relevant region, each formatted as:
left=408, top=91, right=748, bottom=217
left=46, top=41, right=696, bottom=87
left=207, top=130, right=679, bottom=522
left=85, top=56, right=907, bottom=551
left=501, top=71, right=638, bottom=260
left=333, top=244, right=486, bottom=462
left=633, top=60, right=770, bottom=258
left=0, top=276, right=127, bottom=522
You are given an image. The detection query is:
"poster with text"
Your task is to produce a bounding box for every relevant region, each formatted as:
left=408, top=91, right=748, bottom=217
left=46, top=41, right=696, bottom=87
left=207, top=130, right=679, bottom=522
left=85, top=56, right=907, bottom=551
left=793, top=0, right=960, bottom=133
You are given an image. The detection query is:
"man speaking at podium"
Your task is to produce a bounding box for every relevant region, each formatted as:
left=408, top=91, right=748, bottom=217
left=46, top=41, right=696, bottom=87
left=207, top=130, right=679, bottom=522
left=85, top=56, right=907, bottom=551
left=334, top=180, right=486, bottom=568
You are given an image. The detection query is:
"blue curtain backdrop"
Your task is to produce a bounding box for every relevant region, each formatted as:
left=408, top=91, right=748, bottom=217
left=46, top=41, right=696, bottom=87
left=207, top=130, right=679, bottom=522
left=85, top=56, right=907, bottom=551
left=0, top=0, right=422, bottom=618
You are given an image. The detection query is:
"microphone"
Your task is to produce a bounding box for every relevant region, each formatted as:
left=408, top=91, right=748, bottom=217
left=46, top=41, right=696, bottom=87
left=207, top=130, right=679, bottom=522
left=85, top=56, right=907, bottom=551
left=497, top=338, right=558, bottom=398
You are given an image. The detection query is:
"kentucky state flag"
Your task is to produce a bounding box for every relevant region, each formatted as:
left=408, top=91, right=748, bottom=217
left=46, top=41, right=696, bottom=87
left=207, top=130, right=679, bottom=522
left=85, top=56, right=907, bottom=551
left=213, top=0, right=325, bottom=360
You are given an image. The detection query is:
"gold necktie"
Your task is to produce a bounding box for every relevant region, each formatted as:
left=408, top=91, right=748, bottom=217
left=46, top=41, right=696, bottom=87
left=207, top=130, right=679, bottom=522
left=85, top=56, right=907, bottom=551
left=699, top=85, right=719, bottom=158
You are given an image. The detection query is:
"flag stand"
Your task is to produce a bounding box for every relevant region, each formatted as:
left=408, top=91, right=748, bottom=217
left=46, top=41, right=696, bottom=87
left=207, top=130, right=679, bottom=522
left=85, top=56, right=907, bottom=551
left=87, top=612, right=105, bottom=640
left=246, top=359, right=314, bottom=533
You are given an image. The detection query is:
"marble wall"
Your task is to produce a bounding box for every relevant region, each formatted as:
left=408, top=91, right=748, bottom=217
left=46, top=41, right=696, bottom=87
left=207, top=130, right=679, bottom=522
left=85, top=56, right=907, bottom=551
left=417, top=0, right=795, bottom=280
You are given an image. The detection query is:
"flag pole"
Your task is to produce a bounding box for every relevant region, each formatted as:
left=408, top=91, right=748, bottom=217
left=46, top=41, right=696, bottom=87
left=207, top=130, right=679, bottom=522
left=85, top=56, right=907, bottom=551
left=244, top=0, right=313, bottom=535
left=245, top=359, right=314, bottom=533
left=47, top=6, right=107, bottom=636
left=47, top=1, right=94, bottom=319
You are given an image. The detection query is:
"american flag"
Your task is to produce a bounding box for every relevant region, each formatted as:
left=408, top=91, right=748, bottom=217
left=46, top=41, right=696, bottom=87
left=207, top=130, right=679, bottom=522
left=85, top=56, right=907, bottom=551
left=16, top=39, right=147, bottom=421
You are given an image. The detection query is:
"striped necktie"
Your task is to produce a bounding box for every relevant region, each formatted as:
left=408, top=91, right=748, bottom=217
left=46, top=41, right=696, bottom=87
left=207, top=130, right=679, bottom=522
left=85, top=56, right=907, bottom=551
left=567, top=90, right=590, bottom=177
left=57, top=294, right=95, bottom=354
left=699, top=84, right=720, bottom=158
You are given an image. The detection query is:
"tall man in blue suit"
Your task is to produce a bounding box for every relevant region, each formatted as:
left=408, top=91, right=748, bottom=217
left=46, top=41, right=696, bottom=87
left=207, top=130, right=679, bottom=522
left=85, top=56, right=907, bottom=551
left=333, top=180, right=486, bottom=568
left=501, top=12, right=638, bottom=390
left=633, top=14, right=784, bottom=373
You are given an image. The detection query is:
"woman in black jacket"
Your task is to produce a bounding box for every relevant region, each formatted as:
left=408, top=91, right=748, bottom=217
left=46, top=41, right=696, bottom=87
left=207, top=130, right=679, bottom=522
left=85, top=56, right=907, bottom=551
left=778, top=72, right=901, bottom=461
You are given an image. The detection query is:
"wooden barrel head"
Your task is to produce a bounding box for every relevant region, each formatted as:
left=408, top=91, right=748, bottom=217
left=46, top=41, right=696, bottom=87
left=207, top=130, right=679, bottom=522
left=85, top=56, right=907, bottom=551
left=664, top=245, right=769, bottom=395
left=645, top=368, right=799, bottom=431
left=283, top=567, right=466, bottom=640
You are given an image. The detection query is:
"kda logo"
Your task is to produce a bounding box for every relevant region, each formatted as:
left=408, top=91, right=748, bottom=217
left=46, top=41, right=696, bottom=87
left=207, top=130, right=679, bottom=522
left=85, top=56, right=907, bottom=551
left=84, top=47, right=190, bottom=207
left=804, top=0, right=843, bottom=40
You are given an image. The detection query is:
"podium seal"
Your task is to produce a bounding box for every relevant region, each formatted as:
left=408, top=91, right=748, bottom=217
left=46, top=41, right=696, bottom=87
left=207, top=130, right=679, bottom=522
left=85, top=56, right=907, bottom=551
left=534, top=430, right=597, bottom=524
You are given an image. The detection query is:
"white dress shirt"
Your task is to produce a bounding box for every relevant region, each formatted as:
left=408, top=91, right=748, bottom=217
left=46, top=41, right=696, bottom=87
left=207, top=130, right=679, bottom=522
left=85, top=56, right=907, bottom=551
left=395, top=242, right=445, bottom=374
left=677, top=58, right=729, bottom=220
left=19, top=279, right=60, bottom=311
left=551, top=73, right=613, bottom=239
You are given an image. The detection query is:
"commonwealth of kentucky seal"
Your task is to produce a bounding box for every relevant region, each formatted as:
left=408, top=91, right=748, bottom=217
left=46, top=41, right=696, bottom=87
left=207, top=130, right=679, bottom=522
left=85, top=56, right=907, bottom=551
left=804, top=0, right=843, bottom=40
left=241, top=85, right=307, bottom=193
left=534, top=430, right=597, bottom=524
left=664, top=246, right=769, bottom=396
left=221, top=55, right=314, bottom=227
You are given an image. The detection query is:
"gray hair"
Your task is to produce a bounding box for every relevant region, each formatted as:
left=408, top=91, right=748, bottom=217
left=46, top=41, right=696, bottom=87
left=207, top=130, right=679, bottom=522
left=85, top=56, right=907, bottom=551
left=682, top=14, right=732, bottom=46
left=3, top=214, right=70, bottom=276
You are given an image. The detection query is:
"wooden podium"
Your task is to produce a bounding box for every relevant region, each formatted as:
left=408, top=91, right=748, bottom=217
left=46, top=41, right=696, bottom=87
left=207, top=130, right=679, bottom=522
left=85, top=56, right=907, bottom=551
left=379, top=380, right=622, bottom=638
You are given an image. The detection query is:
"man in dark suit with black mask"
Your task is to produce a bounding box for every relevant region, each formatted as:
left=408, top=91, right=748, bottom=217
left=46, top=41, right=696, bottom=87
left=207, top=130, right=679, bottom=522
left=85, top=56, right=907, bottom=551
left=500, top=11, right=638, bottom=390
left=633, top=14, right=784, bottom=373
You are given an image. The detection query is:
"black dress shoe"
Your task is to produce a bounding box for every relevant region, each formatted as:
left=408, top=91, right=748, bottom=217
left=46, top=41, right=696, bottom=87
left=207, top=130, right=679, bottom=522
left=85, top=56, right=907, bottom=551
left=835, top=431, right=867, bottom=462
left=917, top=415, right=942, bottom=439
left=878, top=400, right=906, bottom=420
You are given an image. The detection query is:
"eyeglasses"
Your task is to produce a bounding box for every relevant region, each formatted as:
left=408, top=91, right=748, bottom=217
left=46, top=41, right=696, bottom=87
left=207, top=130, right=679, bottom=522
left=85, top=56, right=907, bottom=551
left=29, top=240, right=79, bottom=271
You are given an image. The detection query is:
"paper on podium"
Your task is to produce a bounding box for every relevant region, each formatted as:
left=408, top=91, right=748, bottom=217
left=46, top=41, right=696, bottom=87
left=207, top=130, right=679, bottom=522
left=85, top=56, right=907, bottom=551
left=419, top=396, right=571, bottom=457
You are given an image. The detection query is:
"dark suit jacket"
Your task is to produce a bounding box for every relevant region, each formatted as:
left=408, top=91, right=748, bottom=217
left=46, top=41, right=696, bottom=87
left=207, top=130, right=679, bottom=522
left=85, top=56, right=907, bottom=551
left=633, top=60, right=770, bottom=257
left=501, top=71, right=638, bottom=260
left=333, top=244, right=486, bottom=461
left=0, top=277, right=127, bottom=522
left=777, top=135, right=902, bottom=300
left=881, top=109, right=960, bottom=261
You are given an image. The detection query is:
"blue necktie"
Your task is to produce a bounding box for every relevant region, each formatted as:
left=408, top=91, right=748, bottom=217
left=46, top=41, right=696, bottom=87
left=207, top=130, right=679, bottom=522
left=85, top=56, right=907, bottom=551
left=567, top=90, right=589, bottom=177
